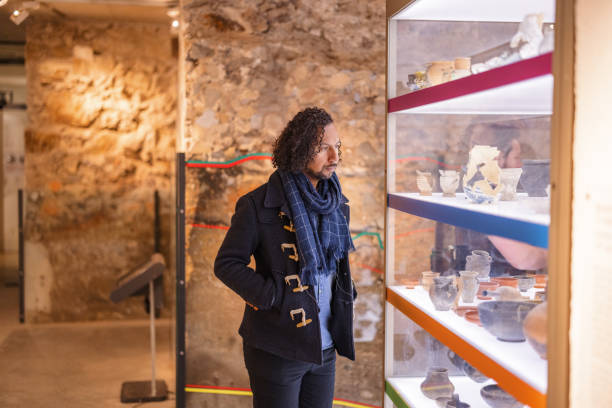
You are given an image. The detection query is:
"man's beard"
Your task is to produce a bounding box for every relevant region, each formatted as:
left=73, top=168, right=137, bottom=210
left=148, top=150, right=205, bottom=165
left=304, top=167, right=334, bottom=182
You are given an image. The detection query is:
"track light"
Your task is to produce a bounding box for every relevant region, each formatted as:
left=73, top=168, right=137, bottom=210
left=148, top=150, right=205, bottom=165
left=9, top=1, right=39, bottom=25
left=10, top=9, right=29, bottom=25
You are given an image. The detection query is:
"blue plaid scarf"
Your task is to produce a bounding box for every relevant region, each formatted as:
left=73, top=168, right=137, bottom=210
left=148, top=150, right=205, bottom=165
left=279, top=170, right=355, bottom=285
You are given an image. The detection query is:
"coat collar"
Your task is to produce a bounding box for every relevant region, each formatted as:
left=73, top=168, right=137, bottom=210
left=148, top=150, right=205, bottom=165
left=264, top=170, right=349, bottom=210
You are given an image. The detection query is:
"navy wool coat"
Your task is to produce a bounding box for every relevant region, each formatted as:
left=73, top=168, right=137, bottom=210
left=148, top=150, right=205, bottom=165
left=214, top=170, right=357, bottom=365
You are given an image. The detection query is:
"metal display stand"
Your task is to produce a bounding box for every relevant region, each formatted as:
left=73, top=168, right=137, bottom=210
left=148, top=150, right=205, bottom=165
left=18, top=189, right=24, bottom=323
left=175, top=152, right=186, bottom=408
left=110, top=253, right=168, bottom=403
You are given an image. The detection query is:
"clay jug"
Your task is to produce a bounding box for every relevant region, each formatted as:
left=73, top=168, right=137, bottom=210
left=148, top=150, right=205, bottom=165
left=420, top=367, right=454, bottom=400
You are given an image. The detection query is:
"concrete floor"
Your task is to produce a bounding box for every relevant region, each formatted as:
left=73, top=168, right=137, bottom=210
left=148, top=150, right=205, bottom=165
left=0, top=285, right=175, bottom=408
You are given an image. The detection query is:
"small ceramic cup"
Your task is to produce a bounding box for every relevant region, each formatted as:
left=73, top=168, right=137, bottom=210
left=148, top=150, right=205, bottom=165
left=416, top=170, right=433, bottom=196
left=516, top=275, right=536, bottom=292
left=439, top=170, right=460, bottom=197
left=421, top=271, right=440, bottom=293
left=499, top=168, right=523, bottom=201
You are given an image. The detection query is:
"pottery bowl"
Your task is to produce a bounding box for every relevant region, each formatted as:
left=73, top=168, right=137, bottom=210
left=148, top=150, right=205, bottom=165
left=520, top=159, right=550, bottom=197
left=462, top=360, right=488, bottom=383
left=515, top=275, right=535, bottom=291
left=464, top=184, right=496, bottom=204
left=491, top=277, right=518, bottom=288
left=477, top=301, right=536, bottom=342
left=480, top=384, right=523, bottom=408
left=464, top=310, right=481, bottom=326
left=534, top=274, right=548, bottom=285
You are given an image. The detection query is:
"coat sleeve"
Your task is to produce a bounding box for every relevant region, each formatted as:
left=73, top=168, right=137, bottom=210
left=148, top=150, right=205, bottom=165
left=214, top=195, right=282, bottom=310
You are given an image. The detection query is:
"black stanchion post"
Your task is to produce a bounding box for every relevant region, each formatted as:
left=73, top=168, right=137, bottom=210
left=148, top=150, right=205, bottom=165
left=155, top=190, right=160, bottom=254
left=18, top=189, right=24, bottom=323
left=175, top=153, right=186, bottom=408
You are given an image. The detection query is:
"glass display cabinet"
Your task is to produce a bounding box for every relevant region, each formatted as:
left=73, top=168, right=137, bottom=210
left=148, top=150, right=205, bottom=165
left=384, top=1, right=556, bottom=407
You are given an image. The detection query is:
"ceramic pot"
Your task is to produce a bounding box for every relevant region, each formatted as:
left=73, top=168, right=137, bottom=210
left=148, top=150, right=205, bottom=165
left=439, top=170, right=460, bottom=197
left=454, top=57, right=471, bottom=71
left=465, top=252, right=492, bottom=281
left=499, top=168, right=523, bottom=201
left=420, top=367, right=454, bottom=400
left=459, top=270, right=479, bottom=303
left=523, top=301, right=547, bottom=359
left=520, top=159, right=550, bottom=197
left=429, top=276, right=458, bottom=311
left=480, top=384, right=523, bottom=408
left=426, top=61, right=454, bottom=86
left=478, top=301, right=536, bottom=342
left=515, top=275, right=535, bottom=292
left=421, top=271, right=440, bottom=293
left=447, top=399, right=470, bottom=408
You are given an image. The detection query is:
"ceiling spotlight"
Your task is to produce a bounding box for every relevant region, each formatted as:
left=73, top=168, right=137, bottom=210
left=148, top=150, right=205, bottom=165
left=10, top=8, right=29, bottom=25
left=171, top=19, right=179, bottom=28
left=166, top=8, right=179, bottom=19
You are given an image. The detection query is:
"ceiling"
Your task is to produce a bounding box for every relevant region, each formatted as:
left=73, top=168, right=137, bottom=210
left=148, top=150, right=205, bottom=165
left=0, top=0, right=177, bottom=62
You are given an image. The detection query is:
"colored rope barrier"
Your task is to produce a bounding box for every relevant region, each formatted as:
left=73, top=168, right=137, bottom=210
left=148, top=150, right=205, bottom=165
left=185, top=385, right=380, bottom=408
left=358, top=264, right=383, bottom=275
left=351, top=231, right=384, bottom=249
left=395, top=155, right=461, bottom=170
left=185, top=152, right=458, bottom=171
left=186, top=153, right=272, bottom=168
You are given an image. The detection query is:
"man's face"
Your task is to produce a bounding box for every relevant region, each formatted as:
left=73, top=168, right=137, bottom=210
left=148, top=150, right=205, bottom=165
left=304, top=123, right=340, bottom=186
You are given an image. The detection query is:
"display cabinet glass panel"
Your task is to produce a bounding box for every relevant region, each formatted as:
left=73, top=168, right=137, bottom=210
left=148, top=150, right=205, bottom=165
left=385, top=1, right=555, bottom=407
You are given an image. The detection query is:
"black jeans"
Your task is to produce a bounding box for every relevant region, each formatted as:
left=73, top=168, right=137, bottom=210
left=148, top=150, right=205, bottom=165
left=243, top=343, right=336, bottom=408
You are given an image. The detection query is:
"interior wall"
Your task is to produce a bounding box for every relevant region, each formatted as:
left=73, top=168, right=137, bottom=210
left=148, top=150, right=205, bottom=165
left=24, top=19, right=177, bottom=322
left=181, top=1, right=386, bottom=406
left=570, top=0, right=612, bottom=406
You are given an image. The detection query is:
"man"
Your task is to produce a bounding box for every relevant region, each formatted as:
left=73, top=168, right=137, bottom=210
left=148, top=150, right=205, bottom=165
left=214, top=107, right=356, bottom=408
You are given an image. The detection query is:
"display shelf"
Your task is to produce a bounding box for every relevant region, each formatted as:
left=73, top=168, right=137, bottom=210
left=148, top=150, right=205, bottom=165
left=387, top=286, right=546, bottom=407
left=388, top=192, right=549, bottom=248
left=392, top=0, right=555, bottom=22
left=386, top=376, right=499, bottom=408
left=388, top=53, right=552, bottom=115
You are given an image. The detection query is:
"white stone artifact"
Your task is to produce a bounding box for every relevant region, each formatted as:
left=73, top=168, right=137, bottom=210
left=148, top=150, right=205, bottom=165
left=416, top=170, right=433, bottom=196
left=463, top=145, right=502, bottom=204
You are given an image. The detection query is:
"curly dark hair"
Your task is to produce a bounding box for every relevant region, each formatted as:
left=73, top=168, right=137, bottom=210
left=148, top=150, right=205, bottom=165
left=272, top=107, right=339, bottom=172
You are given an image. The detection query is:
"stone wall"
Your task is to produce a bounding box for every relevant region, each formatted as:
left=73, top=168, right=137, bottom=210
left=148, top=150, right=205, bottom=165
left=25, top=19, right=177, bottom=322
left=181, top=0, right=386, bottom=406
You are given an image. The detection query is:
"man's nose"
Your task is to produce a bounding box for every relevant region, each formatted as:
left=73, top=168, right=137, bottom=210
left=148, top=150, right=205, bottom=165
left=329, top=147, right=339, bottom=162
